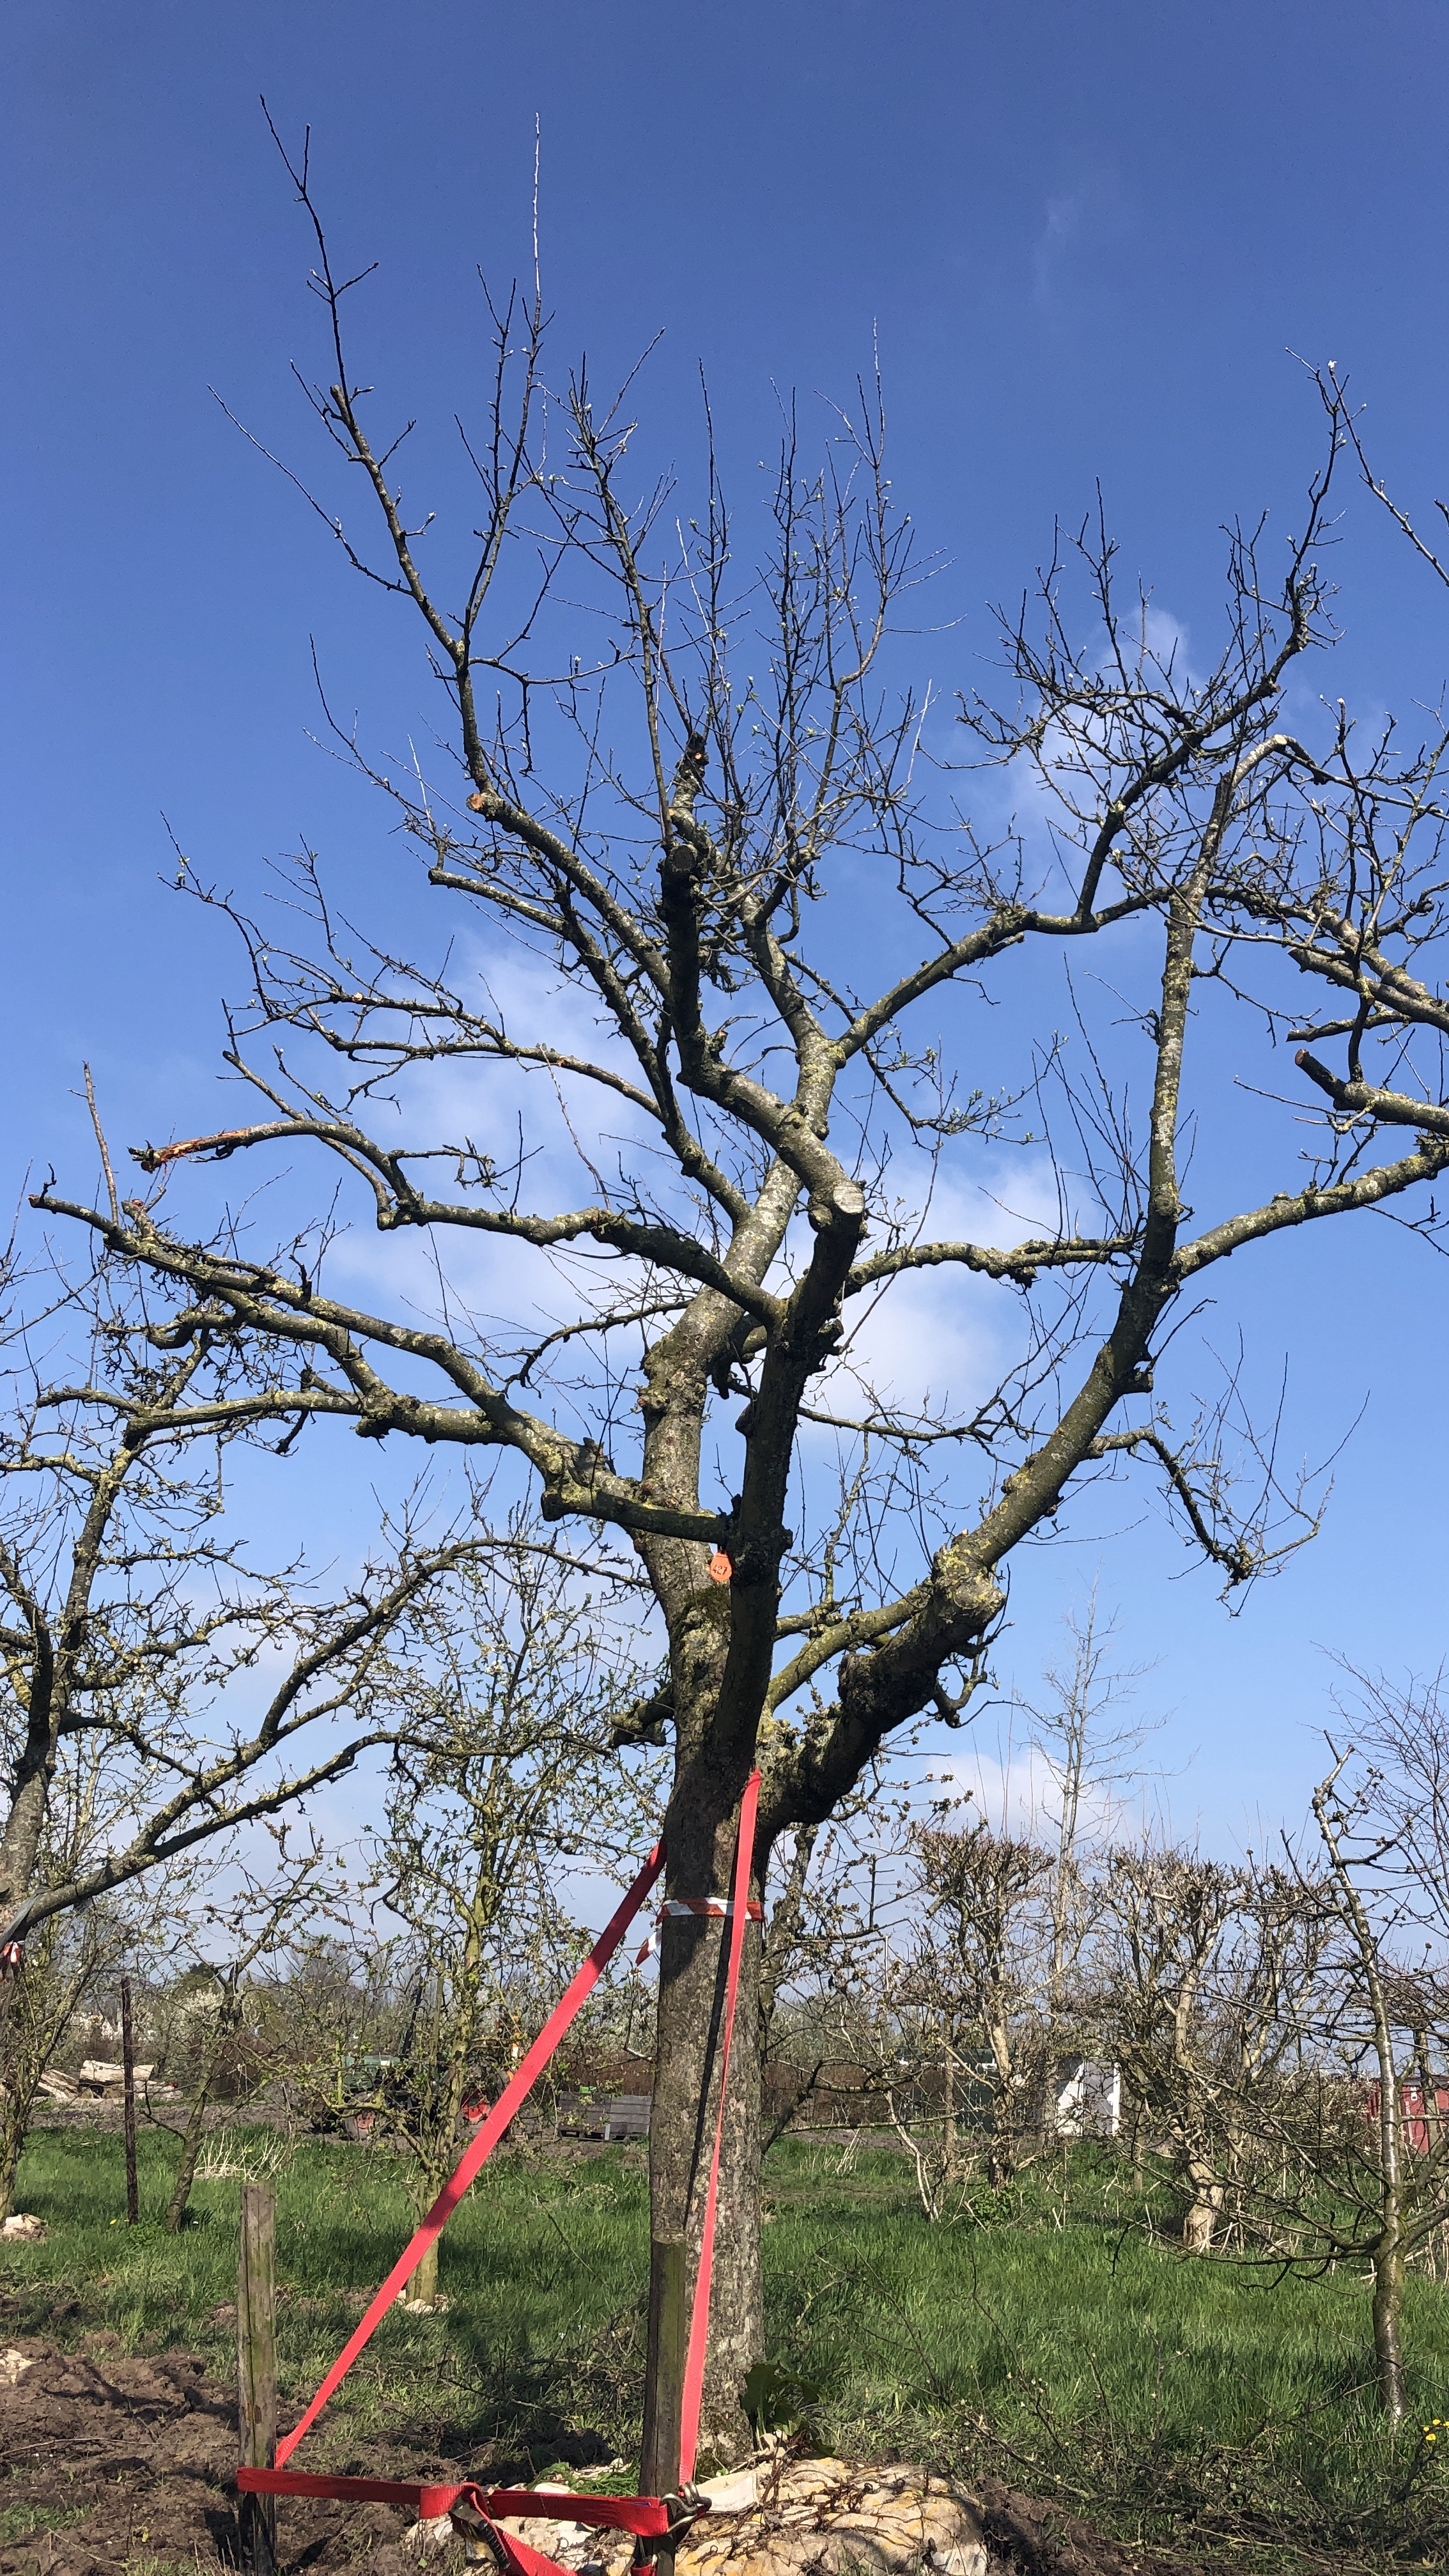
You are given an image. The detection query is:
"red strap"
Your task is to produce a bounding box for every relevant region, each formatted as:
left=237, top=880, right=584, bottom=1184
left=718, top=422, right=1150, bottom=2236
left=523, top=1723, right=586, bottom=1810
left=677, top=1772, right=759, bottom=2485
left=240, top=2469, right=488, bottom=2516
left=238, top=2469, right=670, bottom=2535
left=238, top=2469, right=670, bottom=2576
left=275, top=1840, right=664, bottom=2464
left=484, top=2528, right=569, bottom=2576
left=486, top=2491, right=671, bottom=2533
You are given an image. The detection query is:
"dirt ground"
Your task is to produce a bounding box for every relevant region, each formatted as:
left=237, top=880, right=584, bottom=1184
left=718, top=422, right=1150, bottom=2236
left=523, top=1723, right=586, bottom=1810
left=0, top=2332, right=438, bottom=2574
left=0, top=2328, right=1222, bottom=2576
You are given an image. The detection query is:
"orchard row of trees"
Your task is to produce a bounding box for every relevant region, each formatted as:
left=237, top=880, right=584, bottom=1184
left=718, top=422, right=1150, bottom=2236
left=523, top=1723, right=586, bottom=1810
left=0, top=1392, right=660, bottom=2224
left=786, top=1687, right=1449, bottom=2428
left=11, top=118, right=1449, bottom=2463
left=20, top=1611, right=1449, bottom=2427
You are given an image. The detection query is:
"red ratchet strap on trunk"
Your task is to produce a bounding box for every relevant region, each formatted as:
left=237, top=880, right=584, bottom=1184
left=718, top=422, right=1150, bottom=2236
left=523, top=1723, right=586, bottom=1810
left=677, top=1769, right=758, bottom=2487
left=238, top=1776, right=761, bottom=2557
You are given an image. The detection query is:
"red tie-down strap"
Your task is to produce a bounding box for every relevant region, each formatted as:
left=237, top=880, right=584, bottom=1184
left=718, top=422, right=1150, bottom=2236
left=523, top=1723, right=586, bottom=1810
left=272, top=1840, right=666, bottom=2465
left=236, top=2470, right=674, bottom=2573
left=244, top=1778, right=763, bottom=2536
left=678, top=1769, right=759, bottom=2485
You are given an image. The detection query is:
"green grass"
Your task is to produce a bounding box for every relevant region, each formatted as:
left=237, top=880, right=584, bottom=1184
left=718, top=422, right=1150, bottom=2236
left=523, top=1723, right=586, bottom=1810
left=4, top=2122, right=651, bottom=2471
left=7, top=2125, right=1449, bottom=2568
left=0, top=2501, right=89, bottom=2543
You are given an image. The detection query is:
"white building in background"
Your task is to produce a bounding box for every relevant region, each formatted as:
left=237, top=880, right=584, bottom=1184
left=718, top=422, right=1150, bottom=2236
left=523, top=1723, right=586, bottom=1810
left=1052, top=2058, right=1121, bottom=2138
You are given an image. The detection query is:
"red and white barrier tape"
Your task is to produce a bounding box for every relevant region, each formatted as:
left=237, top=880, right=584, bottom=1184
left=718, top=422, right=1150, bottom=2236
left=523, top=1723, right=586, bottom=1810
left=635, top=1895, right=763, bottom=1964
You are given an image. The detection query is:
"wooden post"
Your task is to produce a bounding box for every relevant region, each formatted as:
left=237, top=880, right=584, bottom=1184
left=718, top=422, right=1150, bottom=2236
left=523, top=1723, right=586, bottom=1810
left=120, top=1976, right=139, bottom=2226
left=640, top=2237, right=686, bottom=2576
left=238, top=2182, right=278, bottom=2576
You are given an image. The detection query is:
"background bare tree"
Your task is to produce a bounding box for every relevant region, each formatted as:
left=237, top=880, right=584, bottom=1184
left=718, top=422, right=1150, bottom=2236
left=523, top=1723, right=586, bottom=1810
left=1014, top=1585, right=1161, bottom=2021
left=1253, top=1709, right=1449, bottom=2423
left=39, top=145, right=1449, bottom=2462
left=0, top=1250, right=509, bottom=2211
left=901, top=1820, right=1055, bottom=2196
left=0, top=1255, right=485, bottom=1954
left=150, top=1827, right=334, bottom=2234
left=1097, top=1730, right=1449, bottom=2424
left=1097, top=1846, right=1329, bottom=2256
left=343, top=1533, right=662, bottom=2307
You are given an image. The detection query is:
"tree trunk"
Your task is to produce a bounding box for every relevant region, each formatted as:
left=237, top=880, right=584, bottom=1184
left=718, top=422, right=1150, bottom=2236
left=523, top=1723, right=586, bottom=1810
left=1312, top=1776, right=1410, bottom=2422
left=163, top=2095, right=210, bottom=2233
left=396, top=2148, right=449, bottom=2308
left=410, top=2230, right=441, bottom=2308
left=0, top=2079, right=27, bottom=2224
left=0, top=1955, right=63, bottom=2223
left=162, top=2079, right=217, bottom=2233
left=1181, top=2159, right=1223, bottom=2254
left=0, top=1771, right=49, bottom=1937
left=164, top=1997, right=240, bottom=2233
left=984, top=2011, right=1018, bottom=2188
left=1372, top=2219, right=1407, bottom=2422
left=642, top=1774, right=764, bottom=2485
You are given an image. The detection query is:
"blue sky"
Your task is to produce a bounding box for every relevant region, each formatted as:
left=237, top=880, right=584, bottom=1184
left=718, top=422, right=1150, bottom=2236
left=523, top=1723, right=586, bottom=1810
left=6, top=0, right=1449, bottom=1862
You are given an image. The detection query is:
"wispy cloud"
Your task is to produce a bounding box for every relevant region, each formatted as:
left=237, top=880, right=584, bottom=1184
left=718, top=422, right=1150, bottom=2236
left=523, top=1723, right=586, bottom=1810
left=1031, top=167, right=1132, bottom=311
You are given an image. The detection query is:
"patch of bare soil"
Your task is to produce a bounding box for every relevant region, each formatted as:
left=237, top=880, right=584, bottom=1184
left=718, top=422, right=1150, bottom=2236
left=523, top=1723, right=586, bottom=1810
left=0, top=2334, right=467, bottom=2574
left=970, top=2482, right=1223, bottom=2576
left=0, top=2332, right=1241, bottom=2576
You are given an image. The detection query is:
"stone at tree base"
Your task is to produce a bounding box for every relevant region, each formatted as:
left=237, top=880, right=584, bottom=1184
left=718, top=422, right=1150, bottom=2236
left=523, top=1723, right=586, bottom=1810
left=490, top=2459, right=988, bottom=2576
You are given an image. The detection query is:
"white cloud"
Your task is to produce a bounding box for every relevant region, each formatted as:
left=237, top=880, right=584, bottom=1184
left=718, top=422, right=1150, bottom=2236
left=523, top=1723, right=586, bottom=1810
left=927, top=1732, right=1140, bottom=1849
left=823, top=1154, right=1064, bottom=1420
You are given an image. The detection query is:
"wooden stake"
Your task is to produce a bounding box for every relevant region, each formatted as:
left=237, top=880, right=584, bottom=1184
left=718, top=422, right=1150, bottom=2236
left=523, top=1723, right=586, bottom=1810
left=238, top=2182, right=278, bottom=2576
left=120, top=1976, right=139, bottom=2226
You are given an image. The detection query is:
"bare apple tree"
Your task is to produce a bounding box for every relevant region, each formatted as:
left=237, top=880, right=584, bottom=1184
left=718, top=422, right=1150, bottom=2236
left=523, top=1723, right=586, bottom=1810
left=36, top=144, right=1449, bottom=2463
left=0, top=1263, right=487, bottom=1948
left=0, top=1245, right=502, bottom=2208
left=1096, top=1847, right=1329, bottom=2256
left=343, top=1531, right=662, bottom=2308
